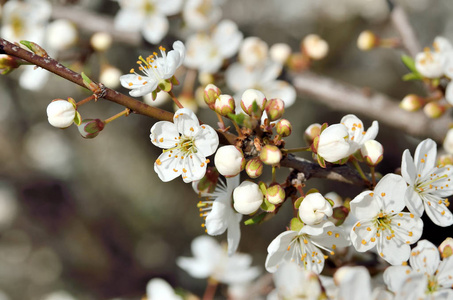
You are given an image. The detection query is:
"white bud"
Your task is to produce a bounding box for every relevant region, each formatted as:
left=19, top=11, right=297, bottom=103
left=360, top=140, right=383, bottom=166
left=214, top=145, right=245, bottom=177
left=302, top=34, right=328, bottom=60
left=357, top=30, right=377, bottom=51
left=233, top=181, right=263, bottom=214
left=324, top=192, right=343, bottom=208
left=298, top=192, right=333, bottom=225
left=443, top=128, right=453, bottom=155
left=241, top=89, right=267, bottom=115
left=46, top=100, right=76, bottom=128
left=270, top=43, right=292, bottom=64
left=214, top=94, right=235, bottom=116
left=317, top=124, right=351, bottom=162
left=46, top=19, right=78, bottom=51
left=99, top=65, right=122, bottom=89
left=239, top=37, right=268, bottom=68
left=90, top=32, right=112, bottom=52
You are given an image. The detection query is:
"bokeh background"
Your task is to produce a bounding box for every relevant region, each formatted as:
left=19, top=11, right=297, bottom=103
left=1, top=0, right=453, bottom=299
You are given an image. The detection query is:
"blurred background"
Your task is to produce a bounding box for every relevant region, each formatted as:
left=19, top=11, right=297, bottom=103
left=0, top=0, right=453, bottom=299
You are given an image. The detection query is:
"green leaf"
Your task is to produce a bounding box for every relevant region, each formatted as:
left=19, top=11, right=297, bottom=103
left=260, top=198, right=276, bottom=212
left=289, top=217, right=304, bottom=231
left=294, top=196, right=304, bottom=210
left=401, top=55, right=418, bottom=73
left=306, top=188, right=319, bottom=195
left=73, top=111, right=82, bottom=126
left=317, top=154, right=326, bottom=168
left=402, top=72, right=423, bottom=81
left=228, top=113, right=253, bottom=128
left=244, top=212, right=267, bottom=225
left=81, top=72, right=93, bottom=88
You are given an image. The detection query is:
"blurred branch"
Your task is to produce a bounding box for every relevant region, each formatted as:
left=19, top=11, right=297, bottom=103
left=51, top=5, right=141, bottom=45
left=389, top=4, right=422, bottom=57
left=292, top=71, right=451, bottom=143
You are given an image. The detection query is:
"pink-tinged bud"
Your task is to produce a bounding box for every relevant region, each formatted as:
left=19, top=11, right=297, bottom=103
left=438, top=154, right=453, bottom=166
left=259, top=145, right=282, bottom=165
left=423, top=102, right=446, bottom=118
left=233, top=181, right=263, bottom=214
left=270, top=43, right=292, bottom=65
left=266, top=183, right=285, bottom=205
left=245, top=157, right=263, bottom=179
left=265, top=98, right=285, bottom=121
left=302, top=34, right=328, bottom=60
left=276, top=119, right=292, bottom=137
left=214, top=145, right=245, bottom=177
left=46, top=99, right=77, bottom=128
left=439, top=237, right=453, bottom=259
left=360, top=140, right=383, bottom=166
left=357, top=30, right=378, bottom=51
left=331, top=206, right=349, bottom=226
left=304, top=123, right=321, bottom=145
left=241, top=89, right=267, bottom=116
left=193, top=167, right=219, bottom=194
left=0, top=55, right=21, bottom=75
left=78, top=119, right=105, bottom=139
left=400, top=94, right=424, bottom=112
left=215, top=94, right=235, bottom=116
left=203, top=84, right=221, bottom=109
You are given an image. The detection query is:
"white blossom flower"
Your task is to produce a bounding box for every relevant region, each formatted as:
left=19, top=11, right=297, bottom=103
left=194, top=175, right=242, bottom=255
left=350, top=174, right=423, bottom=266
left=401, top=138, right=453, bottom=227
left=146, top=278, right=182, bottom=300
left=46, top=19, right=78, bottom=52
left=299, top=192, right=333, bottom=225
left=415, top=37, right=452, bottom=79
left=317, top=123, right=351, bottom=163
left=302, top=34, right=329, bottom=60
left=182, top=0, right=223, bottom=31
left=341, top=114, right=379, bottom=155
left=238, top=37, right=269, bottom=69
left=265, top=221, right=349, bottom=274
left=120, top=41, right=185, bottom=97
left=114, top=0, right=183, bottom=44
left=233, top=181, right=263, bottom=215
left=226, top=60, right=296, bottom=109
left=150, top=108, right=219, bottom=183
left=46, top=100, right=76, bottom=128
left=267, top=261, right=321, bottom=300
left=184, top=20, right=243, bottom=74
left=384, top=239, right=453, bottom=299
left=177, top=235, right=260, bottom=285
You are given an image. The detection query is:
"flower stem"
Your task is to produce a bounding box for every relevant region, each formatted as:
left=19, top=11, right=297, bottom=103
left=104, top=108, right=131, bottom=124
left=370, top=166, right=376, bottom=186
left=168, top=90, right=184, bottom=109
left=272, top=166, right=276, bottom=182
left=202, top=278, right=218, bottom=300
left=76, top=94, right=96, bottom=108
left=232, top=120, right=245, bottom=138
left=282, top=146, right=312, bottom=153
left=351, top=159, right=369, bottom=183
left=182, top=68, right=197, bottom=96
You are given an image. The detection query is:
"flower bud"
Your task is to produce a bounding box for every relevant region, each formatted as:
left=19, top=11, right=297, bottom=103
left=198, top=72, right=214, bottom=86
left=316, top=124, right=351, bottom=163
left=46, top=99, right=77, bottom=128
left=400, top=94, right=424, bottom=112
left=100, top=65, right=122, bottom=89
left=270, top=43, right=292, bottom=65
left=215, top=94, right=235, bottom=116
left=264, top=98, right=285, bottom=121
left=245, top=157, right=263, bottom=179
left=214, top=145, right=245, bottom=177
left=304, top=123, right=321, bottom=145
left=357, top=30, right=378, bottom=51
left=423, top=102, right=446, bottom=118
left=46, top=19, right=78, bottom=51
left=302, top=34, right=328, bottom=60
left=443, top=128, right=453, bottom=155
left=0, top=54, right=21, bottom=75
left=78, top=119, right=105, bottom=139
left=193, top=167, right=219, bottom=195
left=233, top=181, right=263, bottom=214
left=259, top=145, right=282, bottom=165
left=241, top=89, right=267, bottom=116
left=276, top=119, right=292, bottom=137
left=298, top=192, right=333, bottom=225
left=324, top=192, right=343, bottom=208
left=204, top=84, right=221, bottom=109
left=360, top=140, right=383, bottom=166
left=239, top=37, right=268, bottom=68
left=90, top=32, right=112, bottom=52
left=266, top=183, right=285, bottom=205
left=438, top=154, right=453, bottom=166
left=439, top=237, right=453, bottom=259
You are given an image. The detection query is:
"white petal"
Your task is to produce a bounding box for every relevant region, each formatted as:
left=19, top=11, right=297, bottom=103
left=150, top=121, right=179, bottom=148
left=423, top=195, right=453, bottom=226
left=114, top=8, right=145, bottom=32
left=401, top=149, right=416, bottom=186
left=225, top=63, right=255, bottom=93
left=394, top=274, right=427, bottom=300
left=194, top=124, right=219, bottom=157
left=156, top=0, right=183, bottom=15
left=154, top=150, right=183, bottom=182
left=173, top=108, right=200, bottom=136
left=265, top=231, right=298, bottom=273
left=414, top=138, right=437, bottom=178
left=260, top=61, right=282, bottom=83
left=182, top=153, right=208, bottom=183
left=374, top=174, right=407, bottom=213
left=404, top=185, right=424, bottom=217
left=129, top=82, right=158, bottom=97
left=141, top=14, right=169, bottom=44
left=350, top=219, right=377, bottom=252
left=146, top=278, right=182, bottom=300
left=409, top=239, right=440, bottom=275
left=213, top=20, right=243, bottom=58
left=350, top=191, right=382, bottom=220
left=432, top=290, right=453, bottom=300
left=19, top=66, right=49, bottom=91
left=335, top=266, right=371, bottom=300
left=391, top=213, right=423, bottom=245
left=383, top=265, right=414, bottom=293
left=377, top=230, right=411, bottom=265
left=438, top=255, right=453, bottom=289
left=226, top=213, right=242, bottom=255
left=263, top=80, right=297, bottom=108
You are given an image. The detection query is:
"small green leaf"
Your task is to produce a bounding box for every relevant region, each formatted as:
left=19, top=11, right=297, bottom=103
left=258, top=181, right=267, bottom=195
left=260, top=198, right=276, bottom=212
left=305, top=188, right=319, bottom=195
left=73, top=111, right=82, bottom=126
left=294, top=196, right=304, bottom=210
left=244, top=212, right=267, bottom=225
left=402, top=72, right=423, bottom=81
left=317, top=154, right=326, bottom=168
left=67, top=97, right=77, bottom=108
left=401, top=55, right=418, bottom=73
left=290, top=217, right=304, bottom=231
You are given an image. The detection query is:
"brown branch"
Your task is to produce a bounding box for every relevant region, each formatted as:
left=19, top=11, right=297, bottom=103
left=292, top=71, right=451, bottom=143
left=390, top=5, right=421, bottom=57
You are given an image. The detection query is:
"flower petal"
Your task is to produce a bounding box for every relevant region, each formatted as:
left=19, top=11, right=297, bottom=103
left=226, top=213, right=242, bottom=255
left=263, top=80, right=297, bottom=108
left=173, top=108, right=200, bottom=136
left=423, top=194, right=453, bottom=226
left=141, top=14, right=169, bottom=44
left=114, top=8, right=145, bottom=32
left=409, top=239, right=440, bottom=275
left=194, top=124, right=219, bottom=157
left=154, top=150, right=183, bottom=182
left=383, top=265, right=415, bottom=293
left=414, top=138, right=437, bottom=178
left=181, top=153, right=208, bottom=183
left=350, top=219, right=377, bottom=252
left=438, top=255, right=453, bottom=289
left=404, top=186, right=424, bottom=217
left=401, top=149, right=416, bottom=185
left=374, top=174, right=407, bottom=213
left=156, top=0, right=183, bottom=15
left=350, top=191, right=382, bottom=220
left=377, top=229, right=411, bottom=265
left=150, top=121, right=179, bottom=149
left=265, top=230, right=298, bottom=273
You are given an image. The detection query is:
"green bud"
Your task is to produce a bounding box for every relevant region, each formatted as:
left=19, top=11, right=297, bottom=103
left=259, top=145, right=282, bottom=165
left=266, top=183, right=285, bottom=205
left=204, top=84, right=221, bottom=109
left=304, top=123, right=321, bottom=145
left=400, top=94, right=424, bottom=112
left=78, top=119, right=105, bottom=139
left=276, top=119, right=292, bottom=137
left=264, top=98, right=285, bottom=121
left=424, top=102, right=446, bottom=118
left=245, top=157, right=264, bottom=179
